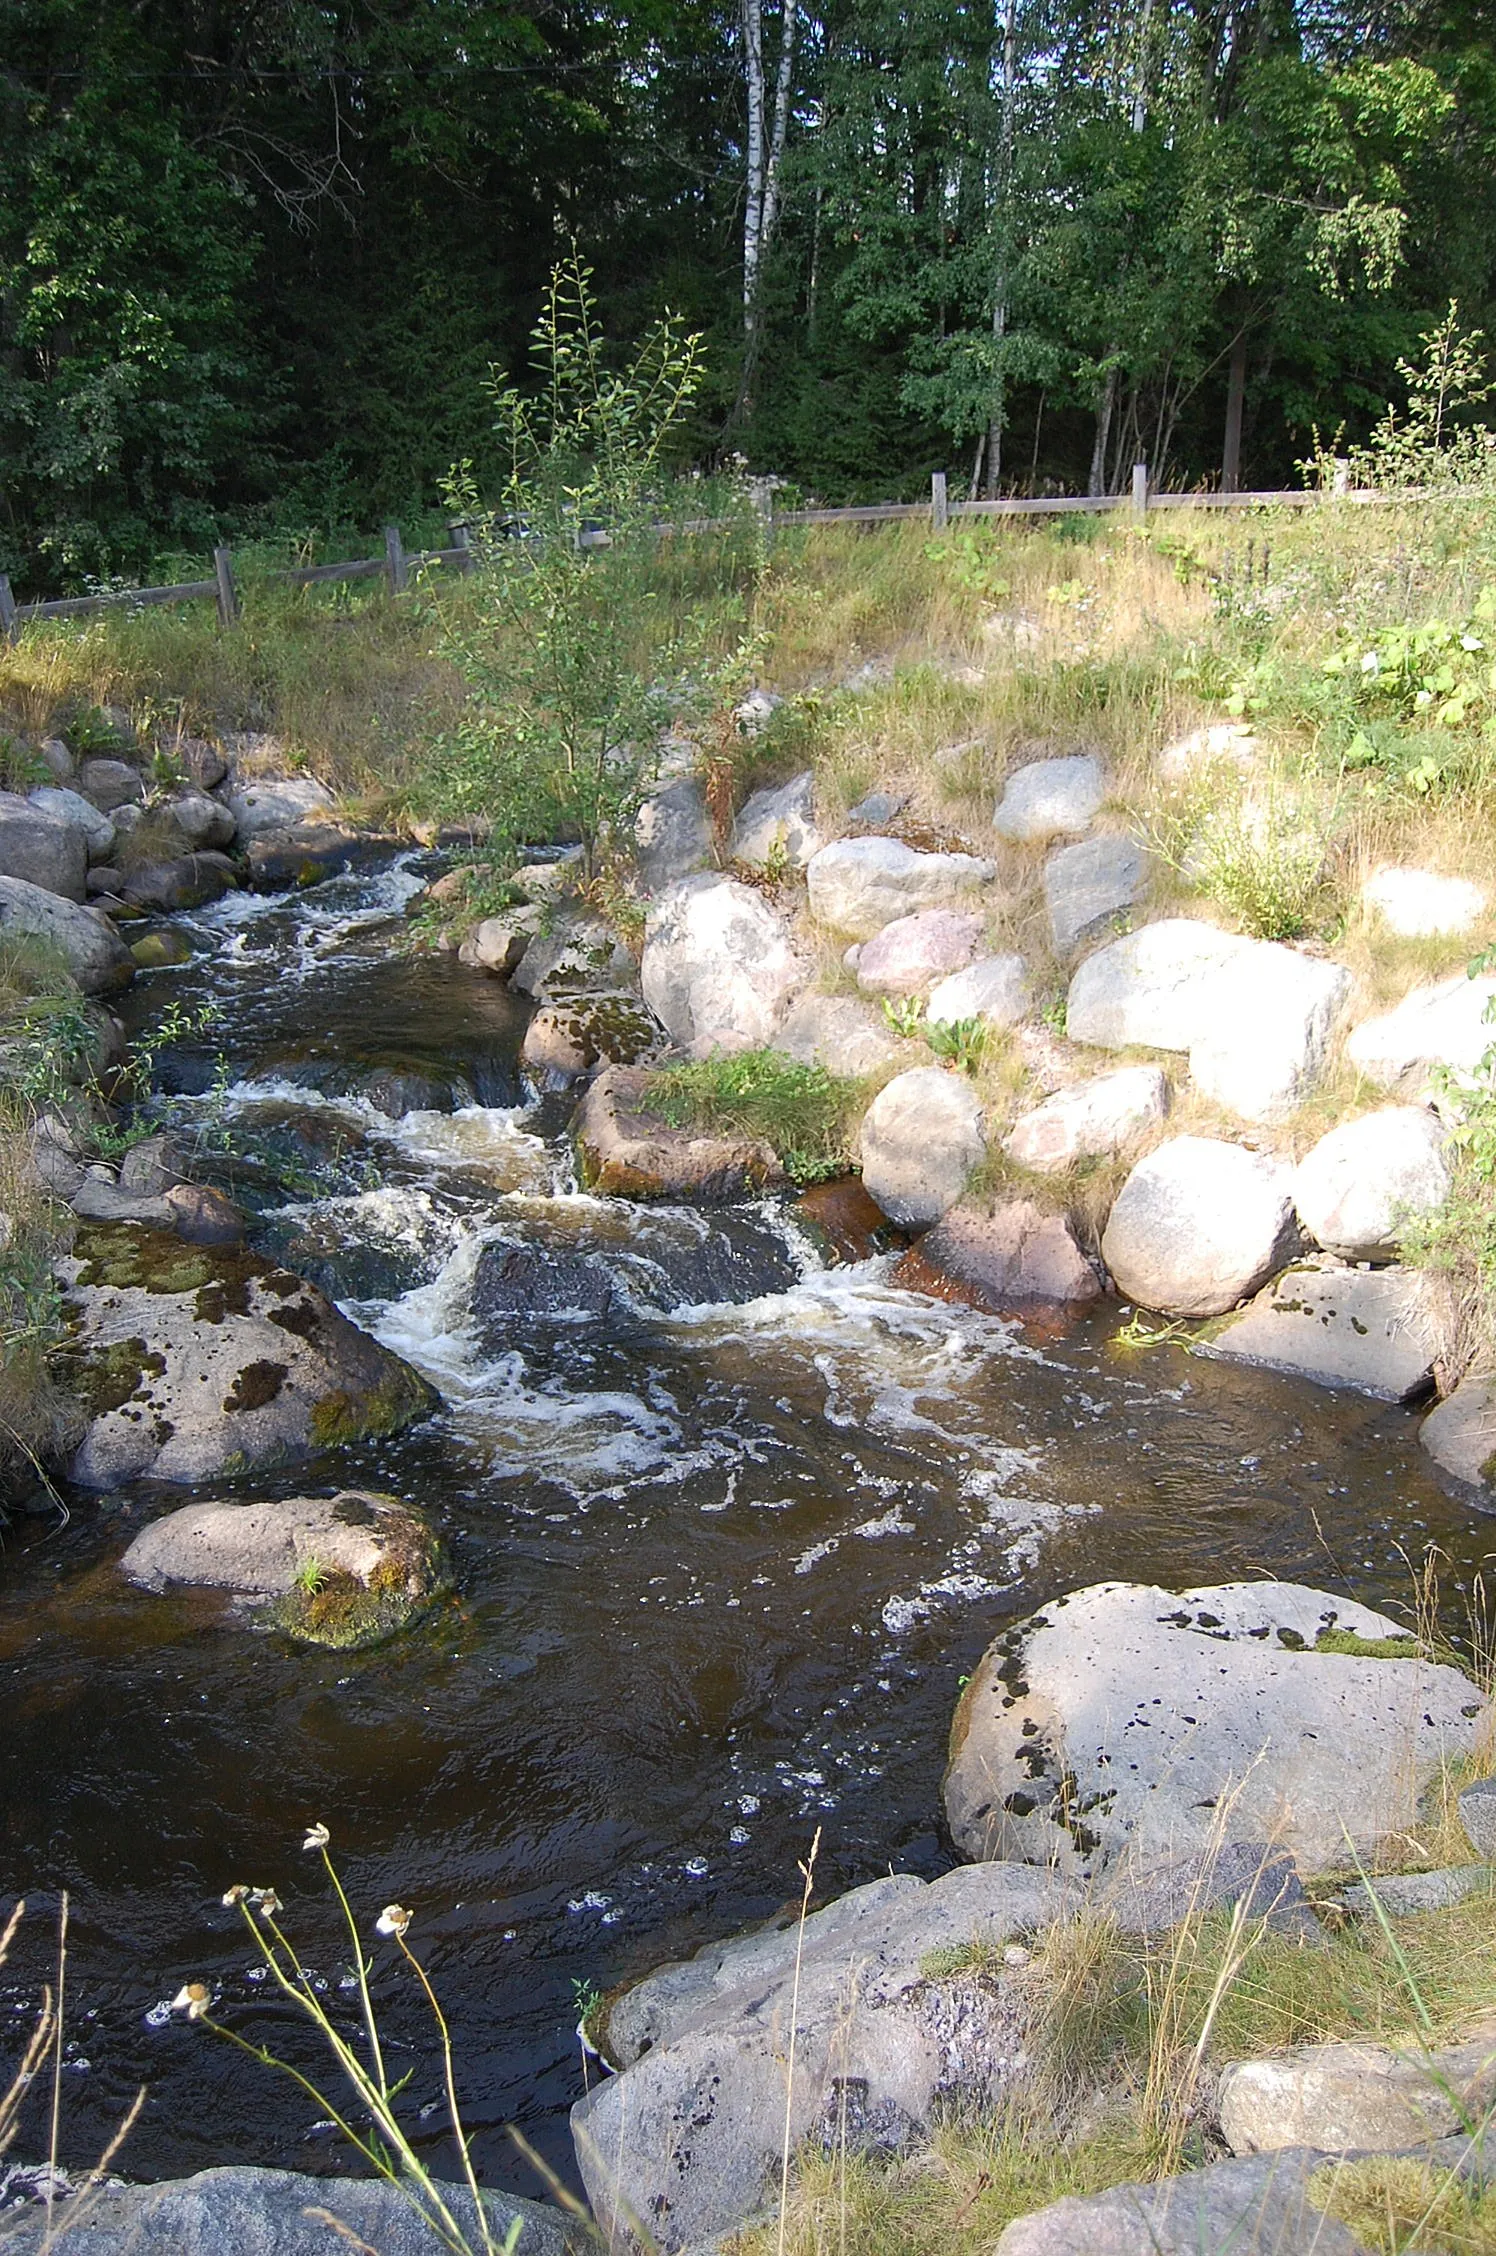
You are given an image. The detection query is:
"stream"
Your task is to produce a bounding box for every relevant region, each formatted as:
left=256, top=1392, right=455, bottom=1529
left=1, top=851, right=1493, bottom=2206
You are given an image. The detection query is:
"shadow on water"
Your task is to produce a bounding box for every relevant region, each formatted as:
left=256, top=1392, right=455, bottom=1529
left=3, top=853, right=1494, bottom=2204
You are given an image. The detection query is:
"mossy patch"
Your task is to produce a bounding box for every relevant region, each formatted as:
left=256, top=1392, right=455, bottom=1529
left=222, top=1358, right=288, bottom=1413
left=73, top=1224, right=223, bottom=1297
left=262, top=1569, right=441, bottom=1650
left=309, top=1364, right=436, bottom=1449
left=68, top=1334, right=166, bottom=1416
left=1316, top=1627, right=1425, bottom=1661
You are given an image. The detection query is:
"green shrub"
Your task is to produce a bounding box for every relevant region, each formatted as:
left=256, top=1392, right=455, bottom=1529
left=647, top=1048, right=859, bottom=1184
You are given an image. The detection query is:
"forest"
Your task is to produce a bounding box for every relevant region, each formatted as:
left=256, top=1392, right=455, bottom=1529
left=3, top=0, right=1495, bottom=589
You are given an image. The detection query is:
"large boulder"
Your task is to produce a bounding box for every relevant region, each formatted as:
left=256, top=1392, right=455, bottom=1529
left=641, top=874, right=804, bottom=1054
left=1005, top=1066, right=1169, bottom=1175
left=1292, top=1106, right=1450, bottom=1260
left=0, top=792, right=88, bottom=900
left=121, top=850, right=236, bottom=911
left=1362, top=865, right=1486, bottom=938
left=731, top=769, right=821, bottom=867
left=573, top=1863, right=1072, bottom=2256
left=120, top=1489, right=445, bottom=1648
left=859, top=1066, right=986, bottom=1229
left=0, top=875, right=134, bottom=995
left=1217, top=2021, right=1496, bottom=2158
left=895, top=1197, right=1102, bottom=1317
left=511, top=912, right=633, bottom=1000
left=854, top=907, right=983, bottom=996
left=1420, top=1373, right=1496, bottom=1497
left=1202, top=1261, right=1440, bottom=1401
left=225, top=774, right=337, bottom=840
left=522, top=992, right=668, bottom=1079
left=1066, top=920, right=1252, bottom=1050
left=926, top=953, right=1031, bottom=1030
left=573, top=1065, right=783, bottom=1201
left=0, top=2166, right=569, bottom=2255
left=61, top=1228, right=436, bottom=1490
left=992, top=2149, right=1365, bottom=2256
left=76, top=757, right=144, bottom=812
left=993, top=754, right=1105, bottom=842
left=1102, top=1138, right=1297, bottom=1318
left=27, top=785, right=116, bottom=861
left=162, top=788, right=237, bottom=850
left=634, top=776, right=712, bottom=889
left=1347, top=973, right=1496, bottom=1091
left=1188, top=946, right=1352, bottom=1122
left=944, top=1578, right=1490, bottom=1876
left=772, top=991, right=905, bottom=1074
left=806, top=836, right=997, bottom=940
left=1045, top=834, right=1148, bottom=958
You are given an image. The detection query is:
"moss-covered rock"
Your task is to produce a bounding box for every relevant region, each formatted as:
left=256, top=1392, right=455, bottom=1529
left=61, top=1225, right=437, bottom=1489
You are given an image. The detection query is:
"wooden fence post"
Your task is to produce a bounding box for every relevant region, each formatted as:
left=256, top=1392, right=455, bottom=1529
left=213, top=546, right=240, bottom=626
left=449, top=521, right=474, bottom=575
left=1131, top=462, right=1149, bottom=521
left=0, top=575, right=16, bottom=641
left=931, top=472, right=949, bottom=532
left=384, top=524, right=409, bottom=593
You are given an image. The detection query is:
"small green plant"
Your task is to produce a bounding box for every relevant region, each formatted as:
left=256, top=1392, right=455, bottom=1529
left=648, top=1048, right=858, bottom=1183
left=880, top=995, right=926, bottom=1040
left=172, top=1827, right=529, bottom=2256
left=293, top=1556, right=328, bottom=1597
left=924, top=1015, right=987, bottom=1073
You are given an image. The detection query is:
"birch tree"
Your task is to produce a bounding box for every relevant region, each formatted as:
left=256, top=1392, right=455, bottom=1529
left=739, top=0, right=801, bottom=405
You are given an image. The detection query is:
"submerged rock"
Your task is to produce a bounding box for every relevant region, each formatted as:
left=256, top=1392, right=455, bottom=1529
left=61, top=1227, right=437, bottom=1489
left=0, top=2165, right=568, bottom=2255
left=120, top=1489, right=445, bottom=1648
left=896, top=1197, right=1102, bottom=1317
left=573, top=1065, right=783, bottom=1201
left=1202, top=1261, right=1440, bottom=1401
left=944, top=1578, right=1489, bottom=1877
left=245, top=821, right=390, bottom=891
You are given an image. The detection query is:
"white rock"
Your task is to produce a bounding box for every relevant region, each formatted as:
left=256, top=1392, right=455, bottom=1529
left=634, top=777, right=711, bottom=889
left=944, top=1578, right=1490, bottom=1875
left=641, top=874, right=804, bottom=1055
left=27, top=786, right=115, bottom=861
left=1218, top=2020, right=1496, bottom=2156
left=1347, top=972, right=1496, bottom=1090
left=1293, top=1106, right=1450, bottom=1259
left=1187, top=946, right=1352, bottom=1123
left=1005, top=1066, right=1169, bottom=1175
left=1066, top=919, right=1253, bottom=1051
left=855, top=908, right=982, bottom=996
left=773, top=992, right=905, bottom=1075
left=993, top=754, right=1105, bottom=843
left=121, top=1490, right=433, bottom=1599
left=926, top=953, right=1031, bottom=1030
left=225, top=775, right=336, bottom=840
left=1202, top=1261, right=1440, bottom=1401
left=806, top=836, right=997, bottom=940
left=730, top=770, right=820, bottom=867
left=1362, top=865, right=1486, bottom=937
left=1102, top=1136, right=1296, bottom=1317
left=1156, top=721, right=1260, bottom=782
left=859, top=1066, right=986, bottom=1229
left=1044, top=834, right=1148, bottom=957
left=1421, top=1373, right=1496, bottom=1495
left=734, top=687, right=781, bottom=735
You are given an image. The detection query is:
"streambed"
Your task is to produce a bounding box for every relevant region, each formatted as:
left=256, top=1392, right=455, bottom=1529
left=0, top=855, right=1491, bottom=2203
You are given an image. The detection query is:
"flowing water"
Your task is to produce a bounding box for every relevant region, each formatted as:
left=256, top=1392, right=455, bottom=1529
left=1, top=855, right=1493, bottom=2204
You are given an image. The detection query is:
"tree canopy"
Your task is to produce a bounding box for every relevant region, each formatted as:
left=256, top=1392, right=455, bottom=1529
left=2, top=0, right=1493, bottom=586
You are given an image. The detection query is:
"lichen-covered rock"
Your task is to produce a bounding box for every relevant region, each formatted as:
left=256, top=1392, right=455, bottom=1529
left=1201, top=1261, right=1440, bottom=1401
left=511, top=912, right=634, bottom=999
left=120, top=1489, right=445, bottom=1648
left=993, top=755, right=1106, bottom=843
left=573, top=1065, right=783, bottom=1201
left=806, top=837, right=997, bottom=940
left=1102, top=1137, right=1297, bottom=1317
left=855, top=907, right=984, bottom=996
left=641, top=873, right=804, bottom=1053
left=1005, top=1066, right=1169, bottom=1174
left=859, top=1066, right=986, bottom=1229
left=62, top=1227, right=436, bottom=1490
left=896, top=1197, right=1102, bottom=1317
left=0, top=875, right=135, bottom=995
left=521, top=992, right=669, bottom=1078
left=944, top=1579, right=1490, bottom=1877
left=1292, top=1106, right=1449, bottom=1260
left=730, top=769, right=820, bottom=868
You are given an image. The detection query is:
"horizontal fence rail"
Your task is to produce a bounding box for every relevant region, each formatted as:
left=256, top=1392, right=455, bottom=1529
left=0, top=467, right=1450, bottom=635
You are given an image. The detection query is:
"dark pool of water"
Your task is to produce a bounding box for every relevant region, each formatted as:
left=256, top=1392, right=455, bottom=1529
left=2, top=858, right=1492, bottom=2206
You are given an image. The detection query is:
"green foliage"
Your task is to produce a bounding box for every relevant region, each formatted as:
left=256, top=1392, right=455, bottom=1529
left=924, top=1016, right=987, bottom=1074
left=648, top=1048, right=858, bottom=1184
left=1140, top=780, right=1337, bottom=942
left=880, top=996, right=926, bottom=1041
left=1343, top=305, right=1496, bottom=493
left=1405, top=950, right=1496, bottom=1378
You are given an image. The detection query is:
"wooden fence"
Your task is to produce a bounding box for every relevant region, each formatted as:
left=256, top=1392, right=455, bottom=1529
left=0, top=463, right=1378, bottom=637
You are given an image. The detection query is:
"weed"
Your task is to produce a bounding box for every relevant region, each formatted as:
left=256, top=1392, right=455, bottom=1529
left=924, top=1016, right=987, bottom=1074
left=880, top=996, right=926, bottom=1041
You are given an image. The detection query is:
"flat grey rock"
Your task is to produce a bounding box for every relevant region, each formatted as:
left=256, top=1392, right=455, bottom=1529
left=0, top=2165, right=570, bottom=2254
left=1045, top=834, right=1148, bottom=957
left=1101, top=1136, right=1297, bottom=1318
left=943, top=1578, right=1489, bottom=1877
left=992, top=2147, right=1367, bottom=2254
left=731, top=770, right=820, bottom=867
left=858, top=1066, right=986, bottom=1229
left=1292, top=1106, right=1449, bottom=1260
left=994, top=755, right=1105, bottom=843
left=1420, top=1372, right=1496, bottom=1497
left=806, top=837, right=996, bottom=940
left=1202, top=1261, right=1439, bottom=1402
left=635, top=776, right=712, bottom=888
left=1338, top=1864, right=1493, bottom=1918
